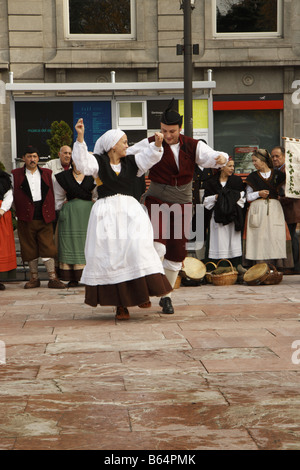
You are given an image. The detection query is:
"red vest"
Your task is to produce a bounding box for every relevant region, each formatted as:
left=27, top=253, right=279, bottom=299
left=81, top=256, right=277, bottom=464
left=148, top=134, right=198, bottom=186
left=12, top=166, right=56, bottom=223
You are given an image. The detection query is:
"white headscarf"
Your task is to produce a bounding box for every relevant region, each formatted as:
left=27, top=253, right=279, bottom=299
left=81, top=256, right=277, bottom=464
left=93, top=129, right=125, bottom=155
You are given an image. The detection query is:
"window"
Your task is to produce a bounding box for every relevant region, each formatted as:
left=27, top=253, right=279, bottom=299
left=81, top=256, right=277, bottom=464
left=214, top=109, right=281, bottom=173
left=64, top=0, right=136, bottom=40
left=117, top=101, right=147, bottom=129
left=213, top=0, right=282, bottom=38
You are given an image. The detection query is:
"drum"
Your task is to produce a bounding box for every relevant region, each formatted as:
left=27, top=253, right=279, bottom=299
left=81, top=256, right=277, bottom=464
left=181, top=257, right=206, bottom=281
left=243, top=263, right=270, bottom=285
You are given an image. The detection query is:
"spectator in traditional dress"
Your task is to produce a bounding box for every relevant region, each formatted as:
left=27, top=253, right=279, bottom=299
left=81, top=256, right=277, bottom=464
left=271, top=146, right=300, bottom=273
left=203, top=158, right=246, bottom=268
left=244, top=149, right=293, bottom=268
left=54, top=161, right=97, bottom=287
left=0, top=170, right=17, bottom=290
left=11, top=146, right=66, bottom=289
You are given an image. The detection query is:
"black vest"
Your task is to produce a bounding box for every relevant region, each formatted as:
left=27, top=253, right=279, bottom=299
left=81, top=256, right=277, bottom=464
left=94, top=153, right=139, bottom=199
left=245, top=170, right=285, bottom=199
left=55, top=169, right=95, bottom=201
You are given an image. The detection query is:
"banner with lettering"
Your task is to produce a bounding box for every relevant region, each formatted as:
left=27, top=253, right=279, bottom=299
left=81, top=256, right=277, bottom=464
left=284, top=137, right=300, bottom=198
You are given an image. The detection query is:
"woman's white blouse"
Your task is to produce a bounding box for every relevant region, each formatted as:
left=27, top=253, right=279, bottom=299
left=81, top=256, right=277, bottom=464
left=1, top=189, right=13, bottom=213
left=72, top=140, right=164, bottom=179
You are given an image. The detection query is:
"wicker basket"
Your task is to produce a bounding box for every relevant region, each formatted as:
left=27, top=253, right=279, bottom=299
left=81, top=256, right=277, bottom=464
left=205, top=261, right=217, bottom=284
left=211, top=259, right=238, bottom=286
left=261, top=264, right=283, bottom=285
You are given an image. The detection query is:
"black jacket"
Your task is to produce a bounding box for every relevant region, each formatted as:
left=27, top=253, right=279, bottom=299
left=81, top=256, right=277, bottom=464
left=203, top=173, right=245, bottom=232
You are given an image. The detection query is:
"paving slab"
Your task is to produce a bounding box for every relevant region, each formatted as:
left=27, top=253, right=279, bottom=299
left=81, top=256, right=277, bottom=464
left=0, top=277, right=300, bottom=450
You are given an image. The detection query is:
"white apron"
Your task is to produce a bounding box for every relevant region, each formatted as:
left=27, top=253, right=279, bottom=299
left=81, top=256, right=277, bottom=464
left=246, top=198, right=286, bottom=260
left=209, top=213, right=242, bottom=259
left=81, top=194, right=164, bottom=286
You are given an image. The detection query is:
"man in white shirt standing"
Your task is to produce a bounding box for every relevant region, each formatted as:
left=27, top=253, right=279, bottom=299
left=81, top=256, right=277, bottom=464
left=11, top=146, right=66, bottom=289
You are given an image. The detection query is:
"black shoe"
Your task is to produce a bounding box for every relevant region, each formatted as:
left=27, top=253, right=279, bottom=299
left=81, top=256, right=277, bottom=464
left=0, top=283, right=5, bottom=291
left=159, top=297, right=174, bottom=314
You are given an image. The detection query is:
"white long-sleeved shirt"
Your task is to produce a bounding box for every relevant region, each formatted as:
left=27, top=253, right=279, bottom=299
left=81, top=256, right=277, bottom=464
left=0, top=189, right=13, bottom=213
left=24, top=168, right=42, bottom=202
left=72, top=140, right=164, bottom=179
left=128, top=137, right=228, bottom=170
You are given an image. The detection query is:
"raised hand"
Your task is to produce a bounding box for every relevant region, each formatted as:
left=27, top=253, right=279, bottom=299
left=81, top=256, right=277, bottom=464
left=215, top=154, right=227, bottom=166
left=75, top=118, right=85, bottom=143
left=154, top=132, right=164, bottom=148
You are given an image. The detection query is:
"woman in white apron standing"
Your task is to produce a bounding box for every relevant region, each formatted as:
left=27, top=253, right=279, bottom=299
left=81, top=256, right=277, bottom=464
left=244, top=149, right=293, bottom=268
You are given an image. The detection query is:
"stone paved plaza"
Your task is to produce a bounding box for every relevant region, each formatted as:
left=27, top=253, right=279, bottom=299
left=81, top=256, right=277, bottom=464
left=0, top=276, right=300, bottom=450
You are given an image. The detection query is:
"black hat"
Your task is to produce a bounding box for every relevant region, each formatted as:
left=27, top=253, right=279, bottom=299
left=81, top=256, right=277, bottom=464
left=161, top=99, right=183, bottom=127
left=23, top=145, right=39, bottom=156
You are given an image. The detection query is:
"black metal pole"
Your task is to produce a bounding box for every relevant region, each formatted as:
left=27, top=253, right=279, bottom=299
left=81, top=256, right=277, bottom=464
left=183, top=0, right=193, bottom=137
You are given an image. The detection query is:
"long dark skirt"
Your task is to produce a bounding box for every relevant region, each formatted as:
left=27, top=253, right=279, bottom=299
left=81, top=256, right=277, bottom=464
left=85, top=273, right=172, bottom=307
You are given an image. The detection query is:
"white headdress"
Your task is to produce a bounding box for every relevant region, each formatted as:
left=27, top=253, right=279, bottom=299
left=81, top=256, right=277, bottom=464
left=93, top=129, right=125, bottom=155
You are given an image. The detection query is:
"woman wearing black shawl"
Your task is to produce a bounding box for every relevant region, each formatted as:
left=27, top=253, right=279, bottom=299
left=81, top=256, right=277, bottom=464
left=0, top=170, right=17, bottom=289
left=244, top=149, right=293, bottom=267
left=203, top=159, right=246, bottom=267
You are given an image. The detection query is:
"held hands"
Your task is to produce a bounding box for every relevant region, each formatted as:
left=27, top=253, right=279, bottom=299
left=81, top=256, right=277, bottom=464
left=75, top=118, right=85, bottom=143
left=154, top=132, right=164, bottom=148
left=259, top=190, right=269, bottom=199
left=0, top=209, right=5, bottom=218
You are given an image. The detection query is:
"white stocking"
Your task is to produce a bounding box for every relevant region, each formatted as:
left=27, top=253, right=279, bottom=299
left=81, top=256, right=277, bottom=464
left=161, top=268, right=180, bottom=298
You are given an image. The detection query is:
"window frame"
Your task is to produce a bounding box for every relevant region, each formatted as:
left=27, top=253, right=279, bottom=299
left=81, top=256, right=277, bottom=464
left=212, top=0, right=283, bottom=39
left=116, top=100, right=147, bottom=130
left=63, top=0, right=136, bottom=41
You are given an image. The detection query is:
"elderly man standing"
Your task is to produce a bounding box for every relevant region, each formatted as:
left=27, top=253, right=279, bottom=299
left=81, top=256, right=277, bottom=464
left=44, top=145, right=72, bottom=229
left=12, top=146, right=66, bottom=289
left=44, top=145, right=72, bottom=180
left=271, top=145, right=300, bottom=273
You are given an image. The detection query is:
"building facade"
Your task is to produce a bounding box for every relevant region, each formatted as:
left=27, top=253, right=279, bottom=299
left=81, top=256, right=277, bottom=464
left=0, top=0, right=300, bottom=171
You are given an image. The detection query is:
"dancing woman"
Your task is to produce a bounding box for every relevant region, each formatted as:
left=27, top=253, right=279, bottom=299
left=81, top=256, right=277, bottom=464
left=72, top=119, right=172, bottom=320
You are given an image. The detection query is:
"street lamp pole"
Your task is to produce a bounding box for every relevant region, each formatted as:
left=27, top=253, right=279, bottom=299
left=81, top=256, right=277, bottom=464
left=183, top=0, right=193, bottom=137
